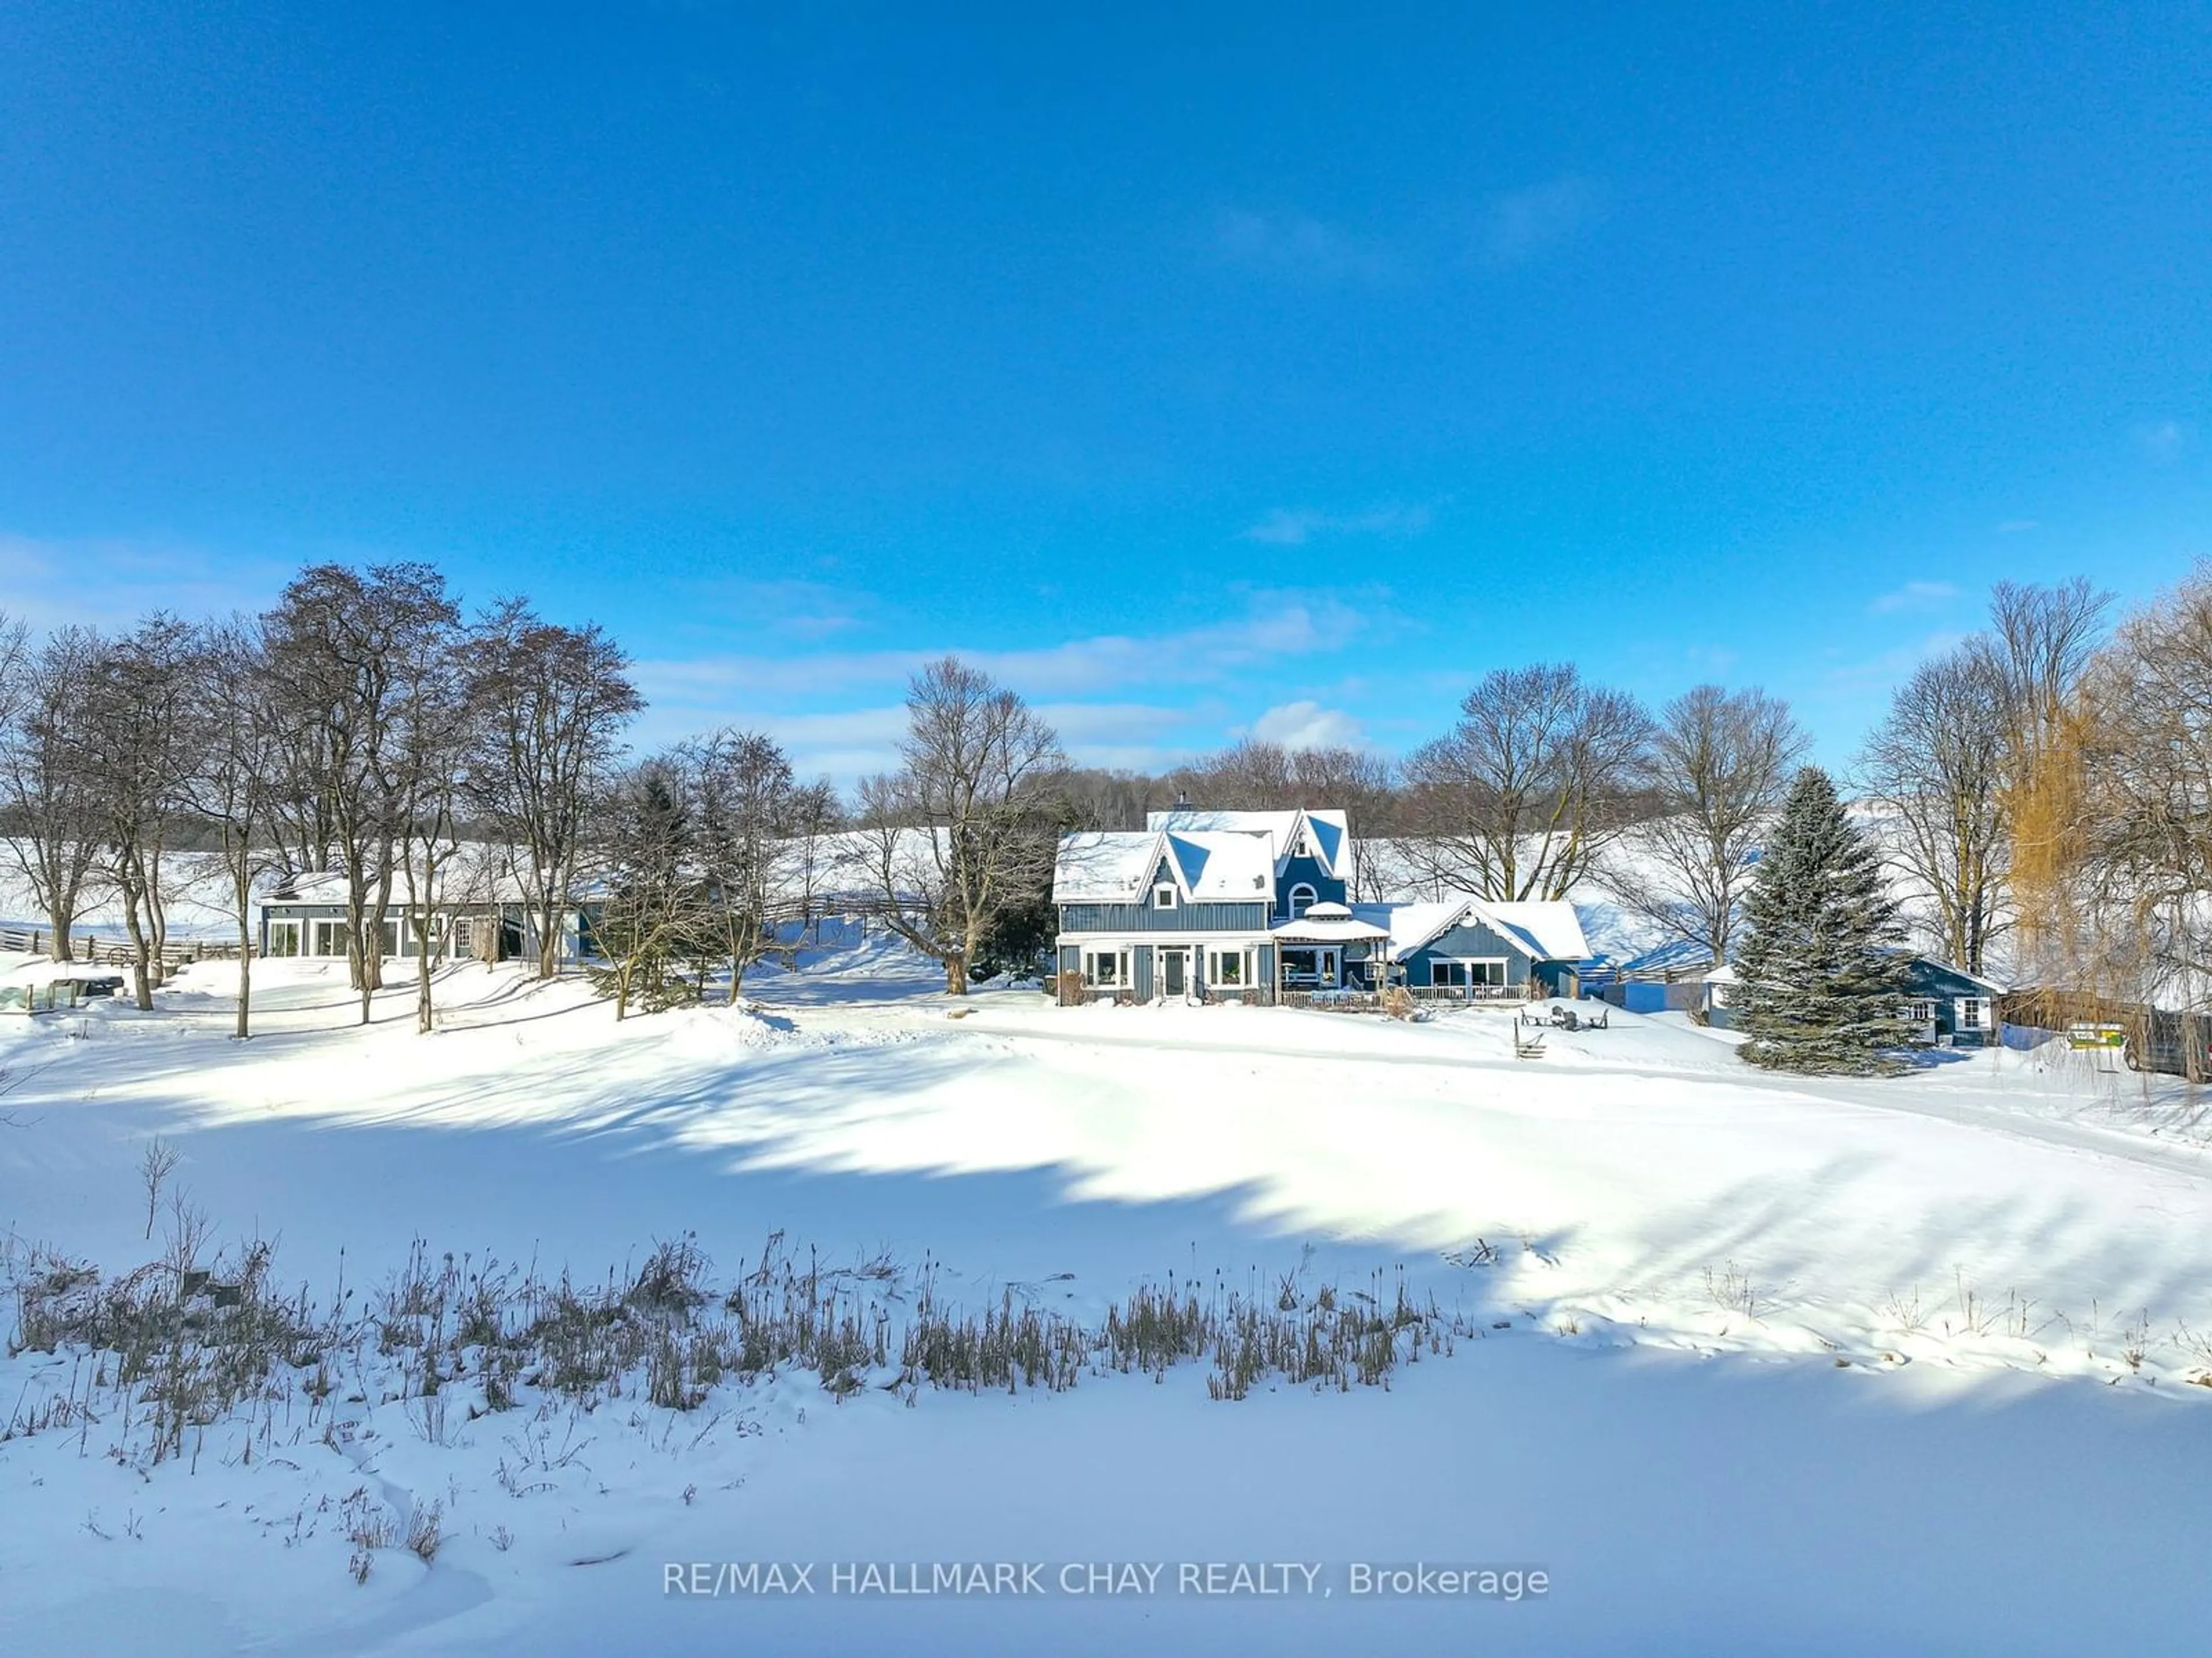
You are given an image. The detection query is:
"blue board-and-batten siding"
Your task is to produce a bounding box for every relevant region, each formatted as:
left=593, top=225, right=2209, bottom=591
left=1402, top=920, right=1535, bottom=988
left=1056, top=902, right=1271, bottom=934
left=1272, top=856, right=1345, bottom=919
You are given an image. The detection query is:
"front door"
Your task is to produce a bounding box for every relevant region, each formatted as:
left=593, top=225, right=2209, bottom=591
left=1161, top=948, right=1188, bottom=998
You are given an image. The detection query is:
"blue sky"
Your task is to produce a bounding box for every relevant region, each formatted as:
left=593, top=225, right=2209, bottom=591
left=3, top=3, right=2207, bottom=782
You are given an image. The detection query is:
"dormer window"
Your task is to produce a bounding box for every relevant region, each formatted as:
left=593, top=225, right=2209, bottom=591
left=1288, top=882, right=1317, bottom=918
left=1153, top=884, right=1179, bottom=910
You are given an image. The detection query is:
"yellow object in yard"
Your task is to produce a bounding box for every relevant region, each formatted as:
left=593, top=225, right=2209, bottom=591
left=2066, top=1022, right=2126, bottom=1050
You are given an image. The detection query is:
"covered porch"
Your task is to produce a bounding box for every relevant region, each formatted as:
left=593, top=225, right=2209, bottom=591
left=1270, top=903, right=1394, bottom=997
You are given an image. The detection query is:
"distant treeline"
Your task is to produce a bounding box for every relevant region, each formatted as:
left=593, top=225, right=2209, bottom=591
left=4, top=558, right=2208, bottom=1025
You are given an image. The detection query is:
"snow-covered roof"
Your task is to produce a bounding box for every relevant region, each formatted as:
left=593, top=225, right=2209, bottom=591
left=1702, top=955, right=2006, bottom=994
left=1372, top=895, right=1591, bottom=964
left=1271, top=900, right=1391, bottom=945
left=1144, top=808, right=1349, bottom=879
left=262, top=846, right=604, bottom=911
left=1612, top=938, right=1724, bottom=980
left=1054, top=829, right=1277, bottom=905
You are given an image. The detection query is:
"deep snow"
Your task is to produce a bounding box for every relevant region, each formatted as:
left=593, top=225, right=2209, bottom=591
left=3, top=943, right=2210, bottom=1656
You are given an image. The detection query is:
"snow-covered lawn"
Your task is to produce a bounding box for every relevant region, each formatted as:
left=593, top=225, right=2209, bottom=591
left=3, top=949, right=2210, bottom=1655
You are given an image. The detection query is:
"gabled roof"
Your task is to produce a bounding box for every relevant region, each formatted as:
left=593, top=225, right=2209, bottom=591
left=1053, top=828, right=1275, bottom=905
left=1893, top=951, right=2008, bottom=995
left=1145, top=807, right=1350, bottom=879
left=1375, top=895, right=1591, bottom=964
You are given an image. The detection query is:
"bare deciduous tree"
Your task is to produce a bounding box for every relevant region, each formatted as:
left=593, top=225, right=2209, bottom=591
left=1602, top=684, right=1808, bottom=963
left=690, top=729, right=820, bottom=999
left=1862, top=580, right=2110, bottom=976
left=0, top=627, right=105, bottom=961
left=1396, top=664, right=1653, bottom=902
left=1858, top=648, right=2010, bottom=974
left=469, top=601, right=642, bottom=980
left=859, top=658, right=1066, bottom=995
left=394, top=633, right=478, bottom=1034
left=82, top=616, right=198, bottom=1009
left=263, top=563, right=462, bottom=1024
left=2056, top=565, right=2212, bottom=1047
left=182, top=619, right=283, bottom=1039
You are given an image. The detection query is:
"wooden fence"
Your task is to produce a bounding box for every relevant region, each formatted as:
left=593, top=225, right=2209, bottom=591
left=0, top=926, right=242, bottom=968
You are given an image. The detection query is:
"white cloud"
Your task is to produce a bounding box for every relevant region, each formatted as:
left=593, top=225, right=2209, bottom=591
left=1238, top=504, right=1434, bottom=547
left=0, top=532, right=291, bottom=635
left=1248, top=700, right=1368, bottom=752
left=2139, top=419, right=2190, bottom=461
left=1479, top=175, right=1606, bottom=268
left=635, top=593, right=1381, bottom=710
left=1210, top=208, right=1398, bottom=286
left=630, top=697, right=1207, bottom=787
left=1822, top=630, right=1971, bottom=698
left=1869, top=580, right=1962, bottom=615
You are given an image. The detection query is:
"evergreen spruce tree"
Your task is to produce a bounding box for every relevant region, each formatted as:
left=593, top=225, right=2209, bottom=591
left=1731, top=767, right=1912, bottom=1074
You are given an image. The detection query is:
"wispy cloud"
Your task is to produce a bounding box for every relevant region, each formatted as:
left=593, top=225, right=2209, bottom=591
left=0, top=532, right=291, bottom=635
left=1238, top=503, right=1434, bottom=547
left=1683, top=643, right=1742, bottom=675
left=1869, top=580, right=1962, bottom=616
left=1247, top=700, right=1368, bottom=752
left=1210, top=208, right=1398, bottom=286
left=1477, top=175, right=1607, bottom=268
left=631, top=698, right=1210, bottom=784
left=1822, top=630, right=1971, bottom=698
left=635, top=592, right=1386, bottom=713
left=677, top=577, right=870, bottom=641
left=2139, top=419, right=2191, bottom=461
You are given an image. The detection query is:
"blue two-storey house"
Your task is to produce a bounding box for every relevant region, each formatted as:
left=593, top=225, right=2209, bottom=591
left=1052, top=807, right=1382, bottom=1001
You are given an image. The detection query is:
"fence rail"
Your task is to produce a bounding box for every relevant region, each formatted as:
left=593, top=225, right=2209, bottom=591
left=0, top=927, right=241, bottom=968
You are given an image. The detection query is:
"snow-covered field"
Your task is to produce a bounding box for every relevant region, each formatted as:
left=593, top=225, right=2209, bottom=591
left=3, top=942, right=2211, bottom=1656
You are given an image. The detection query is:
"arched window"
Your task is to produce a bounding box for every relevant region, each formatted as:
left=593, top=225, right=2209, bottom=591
left=1288, top=883, right=1317, bottom=918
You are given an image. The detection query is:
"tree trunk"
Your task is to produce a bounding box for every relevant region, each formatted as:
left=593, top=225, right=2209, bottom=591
left=47, top=899, right=74, bottom=963
left=416, top=929, right=434, bottom=1035
left=120, top=880, right=154, bottom=1011
left=233, top=864, right=253, bottom=1041
left=537, top=891, right=561, bottom=979
left=944, top=953, right=969, bottom=996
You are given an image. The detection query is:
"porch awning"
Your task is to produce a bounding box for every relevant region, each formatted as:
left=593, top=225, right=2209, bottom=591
left=1271, top=902, right=1391, bottom=946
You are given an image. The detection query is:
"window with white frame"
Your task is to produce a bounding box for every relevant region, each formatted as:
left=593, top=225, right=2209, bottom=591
left=312, top=919, right=350, bottom=957
left=1085, top=950, right=1121, bottom=986
left=266, top=919, right=301, bottom=958
left=1956, top=996, right=1990, bottom=1031
left=1432, top=959, right=1506, bottom=989
left=1153, top=883, right=1177, bottom=909
left=1287, top=882, right=1317, bottom=918
left=1209, top=949, right=1245, bottom=987
left=452, top=917, right=475, bottom=957
left=1904, top=999, right=1938, bottom=1024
